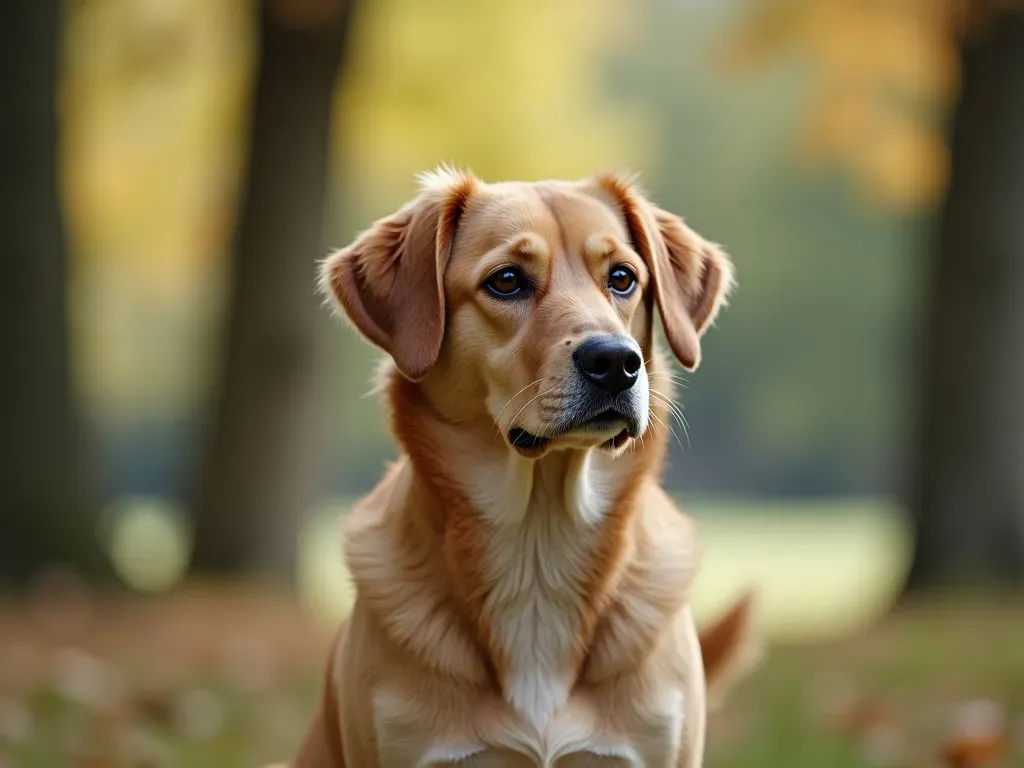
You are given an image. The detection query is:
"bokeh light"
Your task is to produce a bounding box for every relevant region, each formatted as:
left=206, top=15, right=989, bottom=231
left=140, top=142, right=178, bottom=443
left=105, top=497, right=191, bottom=593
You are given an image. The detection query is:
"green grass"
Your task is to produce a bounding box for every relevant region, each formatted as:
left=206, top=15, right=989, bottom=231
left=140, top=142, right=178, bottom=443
left=689, top=499, right=910, bottom=641
left=712, top=601, right=1024, bottom=768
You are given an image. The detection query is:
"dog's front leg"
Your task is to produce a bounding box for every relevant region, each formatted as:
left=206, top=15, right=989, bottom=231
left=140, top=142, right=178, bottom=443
left=291, top=628, right=347, bottom=768
left=291, top=700, right=346, bottom=768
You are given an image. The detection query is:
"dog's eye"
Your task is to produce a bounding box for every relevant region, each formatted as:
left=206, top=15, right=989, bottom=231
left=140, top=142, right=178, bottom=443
left=608, top=265, right=638, bottom=296
left=484, top=267, right=525, bottom=298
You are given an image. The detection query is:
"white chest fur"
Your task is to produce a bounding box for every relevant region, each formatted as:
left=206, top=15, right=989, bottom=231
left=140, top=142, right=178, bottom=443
left=469, top=451, right=615, bottom=731
left=484, top=507, right=597, bottom=729
left=372, top=680, right=685, bottom=768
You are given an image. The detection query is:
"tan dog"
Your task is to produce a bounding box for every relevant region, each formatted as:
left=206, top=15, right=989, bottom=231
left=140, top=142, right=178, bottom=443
left=289, top=168, right=754, bottom=767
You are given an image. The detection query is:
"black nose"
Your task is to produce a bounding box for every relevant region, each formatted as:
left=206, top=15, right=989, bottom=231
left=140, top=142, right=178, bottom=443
left=573, top=336, right=642, bottom=396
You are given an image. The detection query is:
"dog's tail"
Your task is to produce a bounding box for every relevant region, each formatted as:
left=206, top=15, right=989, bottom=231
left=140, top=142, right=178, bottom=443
left=698, top=591, right=761, bottom=708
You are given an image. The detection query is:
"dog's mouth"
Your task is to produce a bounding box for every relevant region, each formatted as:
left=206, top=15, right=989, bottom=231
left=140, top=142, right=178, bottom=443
left=507, top=427, right=550, bottom=456
left=583, top=409, right=631, bottom=451
left=508, top=408, right=634, bottom=456
left=581, top=408, right=625, bottom=429
left=603, top=428, right=631, bottom=450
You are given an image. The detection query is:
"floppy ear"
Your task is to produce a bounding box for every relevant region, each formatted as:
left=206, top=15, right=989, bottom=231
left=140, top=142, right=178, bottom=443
left=321, top=169, right=477, bottom=381
left=592, top=174, right=734, bottom=370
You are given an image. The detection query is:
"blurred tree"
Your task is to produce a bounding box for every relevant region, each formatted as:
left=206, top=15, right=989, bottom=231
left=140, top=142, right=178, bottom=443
left=0, top=2, right=111, bottom=585
left=906, top=10, right=1024, bottom=591
left=190, top=0, right=356, bottom=580
left=728, top=1, right=1024, bottom=590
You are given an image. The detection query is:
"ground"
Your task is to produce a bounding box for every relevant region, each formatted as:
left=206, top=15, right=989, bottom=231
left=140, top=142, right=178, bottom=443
left=2, top=590, right=1021, bottom=767
left=1, top=502, right=1021, bottom=767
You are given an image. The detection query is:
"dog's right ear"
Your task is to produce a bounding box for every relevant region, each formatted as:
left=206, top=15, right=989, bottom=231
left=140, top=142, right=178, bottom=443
left=321, top=168, right=478, bottom=381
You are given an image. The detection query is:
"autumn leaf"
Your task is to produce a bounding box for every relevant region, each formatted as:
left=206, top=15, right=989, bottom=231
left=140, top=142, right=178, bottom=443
left=720, top=0, right=807, bottom=73
left=723, top=0, right=962, bottom=210
left=852, top=115, right=950, bottom=208
left=941, top=700, right=1008, bottom=768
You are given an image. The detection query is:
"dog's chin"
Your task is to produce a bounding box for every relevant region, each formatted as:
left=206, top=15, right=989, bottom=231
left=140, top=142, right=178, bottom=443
left=600, top=427, right=633, bottom=454
left=507, top=427, right=552, bottom=458
left=507, top=414, right=637, bottom=458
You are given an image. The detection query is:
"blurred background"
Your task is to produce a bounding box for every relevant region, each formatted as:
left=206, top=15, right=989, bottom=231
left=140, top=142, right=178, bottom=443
left=2, top=0, right=1023, bottom=765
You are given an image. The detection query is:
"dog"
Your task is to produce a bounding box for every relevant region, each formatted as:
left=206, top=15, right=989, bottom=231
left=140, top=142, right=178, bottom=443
left=287, top=168, right=755, bottom=767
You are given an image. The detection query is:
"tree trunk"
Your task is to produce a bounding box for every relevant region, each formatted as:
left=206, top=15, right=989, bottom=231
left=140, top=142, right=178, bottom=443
left=0, top=2, right=109, bottom=586
left=190, top=0, right=355, bottom=581
left=904, top=11, right=1024, bottom=593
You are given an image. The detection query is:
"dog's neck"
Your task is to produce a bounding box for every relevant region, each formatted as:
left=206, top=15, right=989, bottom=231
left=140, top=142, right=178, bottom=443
left=372, top=367, right=668, bottom=729
left=456, top=448, right=633, bottom=729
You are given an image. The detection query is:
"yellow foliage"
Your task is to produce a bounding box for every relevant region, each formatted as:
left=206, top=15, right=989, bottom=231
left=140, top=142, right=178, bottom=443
left=727, top=0, right=962, bottom=210
left=62, top=0, right=255, bottom=422
left=721, top=0, right=804, bottom=73
left=800, top=84, right=887, bottom=164
left=62, top=0, right=254, bottom=294
left=797, top=2, right=958, bottom=103
left=336, top=0, right=649, bottom=214
left=853, top=118, right=950, bottom=209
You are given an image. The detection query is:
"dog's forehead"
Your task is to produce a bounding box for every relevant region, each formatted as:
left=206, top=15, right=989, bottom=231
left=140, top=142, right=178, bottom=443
left=454, top=181, right=629, bottom=260
left=540, top=185, right=633, bottom=253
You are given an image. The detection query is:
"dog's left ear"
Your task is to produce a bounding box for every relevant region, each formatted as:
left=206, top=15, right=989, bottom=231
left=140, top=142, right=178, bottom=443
left=590, top=174, right=734, bottom=370
left=321, top=168, right=477, bottom=381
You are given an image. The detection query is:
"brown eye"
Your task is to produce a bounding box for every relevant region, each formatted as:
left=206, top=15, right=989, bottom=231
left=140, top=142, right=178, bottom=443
left=485, top=267, right=525, bottom=298
left=609, top=265, right=637, bottom=296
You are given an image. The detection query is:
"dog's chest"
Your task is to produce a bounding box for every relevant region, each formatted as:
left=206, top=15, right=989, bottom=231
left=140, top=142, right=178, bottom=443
left=372, top=679, right=685, bottom=768
left=482, top=499, right=603, bottom=731
left=467, top=454, right=620, bottom=731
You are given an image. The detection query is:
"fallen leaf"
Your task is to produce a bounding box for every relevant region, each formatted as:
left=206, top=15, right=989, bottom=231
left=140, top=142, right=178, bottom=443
left=132, top=690, right=178, bottom=728
left=942, top=700, right=1007, bottom=768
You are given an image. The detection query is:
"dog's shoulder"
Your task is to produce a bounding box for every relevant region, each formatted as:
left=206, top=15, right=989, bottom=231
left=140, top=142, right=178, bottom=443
left=340, top=461, right=491, bottom=686
left=635, top=481, right=702, bottom=573
left=581, top=481, right=700, bottom=682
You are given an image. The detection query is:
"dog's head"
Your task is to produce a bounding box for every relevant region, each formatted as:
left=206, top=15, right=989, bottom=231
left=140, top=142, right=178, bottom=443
left=322, top=168, right=733, bottom=458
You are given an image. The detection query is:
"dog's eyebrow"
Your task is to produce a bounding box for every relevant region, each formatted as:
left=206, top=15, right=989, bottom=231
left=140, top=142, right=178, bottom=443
left=583, top=234, right=620, bottom=261
left=506, top=233, right=549, bottom=261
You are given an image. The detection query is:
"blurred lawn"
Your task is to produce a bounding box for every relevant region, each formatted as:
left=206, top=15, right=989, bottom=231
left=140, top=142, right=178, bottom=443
left=2, top=501, right=1021, bottom=767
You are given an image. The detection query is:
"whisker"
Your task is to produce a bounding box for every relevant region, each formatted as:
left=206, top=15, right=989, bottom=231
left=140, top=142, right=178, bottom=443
left=649, top=386, right=684, bottom=415
left=493, top=377, right=548, bottom=436
left=649, top=410, right=686, bottom=453
left=647, top=372, right=690, bottom=390
left=506, top=386, right=560, bottom=435
left=649, top=389, right=691, bottom=450
left=644, top=417, right=662, bottom=444
left=650, top=391, right=686, bottom=432
left=647, top=372, right=690, bottom=383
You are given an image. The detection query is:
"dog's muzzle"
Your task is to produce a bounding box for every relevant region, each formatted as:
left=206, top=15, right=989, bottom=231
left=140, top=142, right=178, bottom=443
left=507, top=335, right=648, bottom=455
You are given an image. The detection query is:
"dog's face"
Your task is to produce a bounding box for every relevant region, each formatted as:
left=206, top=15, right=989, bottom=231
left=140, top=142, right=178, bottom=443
left=323, top=169, right=733, bottom=458
left=439, top=180, right=654, bottom=457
